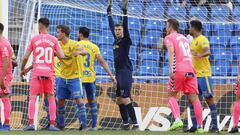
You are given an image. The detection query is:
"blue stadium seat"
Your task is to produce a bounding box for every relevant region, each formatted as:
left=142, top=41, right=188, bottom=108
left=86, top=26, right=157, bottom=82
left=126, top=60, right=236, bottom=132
left=233, top=6, right=240, bottom=21
left=101, top=49, right=113, bottom=61
left=232, top=66, right=238, bottom=76
left=230, top=36, right=240, bottom=60
left=146, top=3, right=165, bottom=19
left=202, top=23, right=212, bottom=37
left=129, top=30, right=140, bottom=45
left=179, top=22, right=188, bottom=31
left=131, top=59, right=136, bottom=72
left=130, top=46, right=137, bottom=60
left=98, top=32, right=114, bottom=45
left=141, top=49, right=160, bottom=61
left=162, top=66, right=169, bottom=76
left=128, top=4, right=143, bottom=17
left=139, top=66, right=160, bottom=76
left=128, top=18, right=142, bottom=31
left=189, top=6, right=208, bottom=22
left=213, top=50, right=232, bottom=61
left=212, top=23, right=233, bottom=37
left=211, top=5, right=230, bottom=22
left=167, top=6, right=186, bottom=21
left=145, top=20, right=165, bottom=31
left=209, top=36, right=229, bottom=47
left=212, top=60, right=232, bottom=76
left=142, top=60, right=159, bottom=67
left=235, top=24, right=240, bottom=36
left=142, top=36, right=160, bottom=48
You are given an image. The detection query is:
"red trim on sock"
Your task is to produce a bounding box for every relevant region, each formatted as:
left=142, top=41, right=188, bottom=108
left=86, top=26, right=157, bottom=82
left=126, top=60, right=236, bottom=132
left=4, top=119, right=9, bottom=125
left=50, top=120, right=55, bottom=125
left=29, top=119, right=34, bottom=125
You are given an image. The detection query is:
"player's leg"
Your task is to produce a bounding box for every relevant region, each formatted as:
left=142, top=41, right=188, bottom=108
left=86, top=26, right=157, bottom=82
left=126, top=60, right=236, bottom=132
left=200, top=77, right=218, bottom=132
left=116, top=75, right=129, bottom=130
left=84, top=83, right=98, bottom=130
left=56, top=77, right=68, bottom=130
left=24, top=77, right=40, bottom=131
left=69, top=78, right=87, bottom=130
left=186, top=77, right=203, bottom=133
left=185, top=72, right=203, bottom=133
left=116, top=70, right=138, bottom=130
left=229, top=85, right=240, bottom=133
left=0, top=79, right=11, bottom=131
left=44, top=77, right=59, bottom=131
left=168, top=72, right=183, bottom=131
left=44, top=76, right=60, bottom=128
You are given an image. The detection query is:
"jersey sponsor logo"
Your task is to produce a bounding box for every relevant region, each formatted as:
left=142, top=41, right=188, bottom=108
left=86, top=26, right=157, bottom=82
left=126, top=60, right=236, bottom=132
left=83, top=70, right=92, bottom=77
left=136, top=107, right=235, bottom=132
left=113, top=45, right=119, bottom=49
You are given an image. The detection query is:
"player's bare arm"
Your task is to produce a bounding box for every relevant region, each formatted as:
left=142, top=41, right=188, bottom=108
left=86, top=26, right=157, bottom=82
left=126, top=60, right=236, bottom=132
left=1, top=56, right=8, bottom=90
left=72, top=46, right=87, bottom=57
left=167, top=46, right=174, bottom=79
left=96, top=54, right=117, bottom=84
left=20, top=50, right=31, bottom=78
left=193, top=46, right=211, bottom=59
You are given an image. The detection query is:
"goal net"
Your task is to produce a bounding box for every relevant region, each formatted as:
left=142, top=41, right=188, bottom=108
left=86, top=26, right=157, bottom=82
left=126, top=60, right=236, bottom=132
left=8, top=0, right=240, bottom=131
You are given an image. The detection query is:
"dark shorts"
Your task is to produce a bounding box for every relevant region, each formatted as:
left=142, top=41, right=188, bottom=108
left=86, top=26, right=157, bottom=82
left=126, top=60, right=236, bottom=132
left=116, top=70, right=133, bottom=98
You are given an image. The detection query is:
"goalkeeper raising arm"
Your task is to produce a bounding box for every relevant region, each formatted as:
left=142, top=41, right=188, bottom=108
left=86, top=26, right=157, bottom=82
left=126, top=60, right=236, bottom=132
left=107, top=0, right=138, bottom=130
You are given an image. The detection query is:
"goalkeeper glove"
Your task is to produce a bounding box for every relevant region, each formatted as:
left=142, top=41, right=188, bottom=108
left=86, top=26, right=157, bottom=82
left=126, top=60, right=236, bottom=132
left=107, top=1, right=112, bottom=15
left=121, top=0, right=128, bottom=14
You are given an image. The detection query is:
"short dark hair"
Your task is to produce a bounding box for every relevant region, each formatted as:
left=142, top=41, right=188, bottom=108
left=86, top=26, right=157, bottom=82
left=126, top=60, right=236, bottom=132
left=38, top=17, right=50, bottom=27
left=57, top=25, right=70, bottom=37
left=79, top=27, right=90, bottom=38
left=0, top=23, right=4, bottom=34
left=114, top=23, right=123, bottom=27
left=167, top=18, right=179, bottom=31
left=190, top=20, right=202, bottom=32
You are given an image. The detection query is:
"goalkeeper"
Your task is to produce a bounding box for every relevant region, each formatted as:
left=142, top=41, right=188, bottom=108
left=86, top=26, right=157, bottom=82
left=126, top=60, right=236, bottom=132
left=107, top=0, right=138, bottom=130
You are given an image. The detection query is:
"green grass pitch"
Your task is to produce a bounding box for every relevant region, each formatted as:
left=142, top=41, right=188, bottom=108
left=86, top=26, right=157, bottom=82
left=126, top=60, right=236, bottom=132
left=0, top=130, right=230, bottom=135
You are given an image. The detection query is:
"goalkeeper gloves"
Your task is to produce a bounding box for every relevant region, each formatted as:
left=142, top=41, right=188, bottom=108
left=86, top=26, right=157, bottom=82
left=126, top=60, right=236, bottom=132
left=107, top=0, right=112, bottom=15
left=121, top=0, right=128, bottom=14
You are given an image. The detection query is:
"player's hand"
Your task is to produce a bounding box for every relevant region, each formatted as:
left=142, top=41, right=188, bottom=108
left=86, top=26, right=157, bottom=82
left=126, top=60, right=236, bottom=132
left=111, top=76, right=117, bottom=85
left=20, top=69, right=27, bottom=78
left=72, top=51, right=80, bottom=57
left=121, top=0, right=128, bottom=14
left=0, top=79, right=6, bottom=90
left=107, top=0, right=112, bottom=15
left=169, top=69, right=174, bottom=80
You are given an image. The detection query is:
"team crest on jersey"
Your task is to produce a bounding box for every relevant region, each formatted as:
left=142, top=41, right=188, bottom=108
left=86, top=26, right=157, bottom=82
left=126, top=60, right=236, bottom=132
left=195, top=41, right=198, bottom=46
left=57, top=62, right=61, bottom=67
left=113, top=45, right=119, bottom=49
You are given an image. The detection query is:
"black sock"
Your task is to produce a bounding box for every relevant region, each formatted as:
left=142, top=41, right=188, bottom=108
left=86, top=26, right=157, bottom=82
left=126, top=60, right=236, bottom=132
left=118, top=104, right=129, bottom=124
left=126, top=103, right=137, bottom=124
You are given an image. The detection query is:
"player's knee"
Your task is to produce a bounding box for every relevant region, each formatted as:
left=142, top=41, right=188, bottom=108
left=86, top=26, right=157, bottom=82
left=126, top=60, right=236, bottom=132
left=236, top=96, right=240, bottom=101
left=58, top=99, right=65, bottom=106
left=188, top=94, right=198, bottom=104
left=205, top=96, right=214, bottom=105
left=0, top=93, right=9, bottom=98
left=168, top=91, right=177, bottom=97
left=75, top=98, right=83, bottom=104
left=122, top=97, right=131, bottom=105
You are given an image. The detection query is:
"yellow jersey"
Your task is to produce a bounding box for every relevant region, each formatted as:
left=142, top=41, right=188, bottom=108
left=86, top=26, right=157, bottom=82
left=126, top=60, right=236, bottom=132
left=59, top=39, right=82, bottom=79
left=77, top=40, right=100, bottom=83
left=54, top=56, right=61, bottom=77
left=191, top=35, right=212, bottom=77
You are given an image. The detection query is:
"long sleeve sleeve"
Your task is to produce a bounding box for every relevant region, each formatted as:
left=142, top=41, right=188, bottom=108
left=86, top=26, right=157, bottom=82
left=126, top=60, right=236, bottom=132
left=108, top=15, right=116, bottom=39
